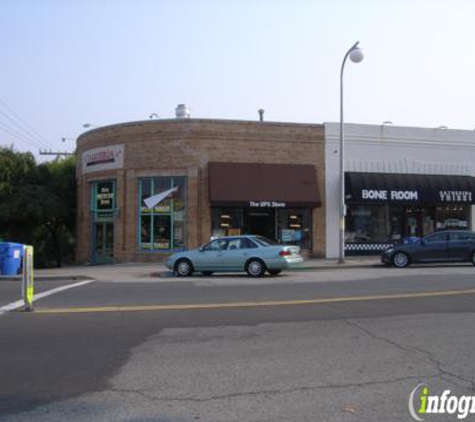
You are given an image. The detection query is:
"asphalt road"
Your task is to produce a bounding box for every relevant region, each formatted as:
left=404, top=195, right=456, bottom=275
left=1, top=266, right=475, bottom=421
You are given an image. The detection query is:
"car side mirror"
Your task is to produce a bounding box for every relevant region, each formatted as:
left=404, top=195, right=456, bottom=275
left=199, top=246, right=204, bottom=252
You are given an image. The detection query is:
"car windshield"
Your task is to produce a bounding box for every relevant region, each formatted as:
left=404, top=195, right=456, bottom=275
left=252, top=236, right=278, bottom=246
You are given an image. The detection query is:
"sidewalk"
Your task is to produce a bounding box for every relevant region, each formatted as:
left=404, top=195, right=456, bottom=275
left=0, top=257, right=381, bottom=282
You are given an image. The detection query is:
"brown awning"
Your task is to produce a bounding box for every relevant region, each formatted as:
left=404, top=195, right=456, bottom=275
left=208, top=162, right=321, bottom=207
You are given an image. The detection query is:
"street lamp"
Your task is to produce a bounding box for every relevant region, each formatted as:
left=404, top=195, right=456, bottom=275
left=338, top=41, right=364, bottom=264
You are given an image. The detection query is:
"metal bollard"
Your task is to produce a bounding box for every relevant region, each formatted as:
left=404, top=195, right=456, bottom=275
left=22, top=246, right=34, bottom=312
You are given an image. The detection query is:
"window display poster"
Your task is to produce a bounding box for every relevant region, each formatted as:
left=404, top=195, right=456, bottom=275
left=282, top=229, right=295, bottom=242
left=96, top=182, right=114, bottom=210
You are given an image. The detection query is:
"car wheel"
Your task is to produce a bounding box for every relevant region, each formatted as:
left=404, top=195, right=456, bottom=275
left=175, top=259, right=194, bottom=276
left=202, top=271, right=214, bottom=276
left=246, top=258, right=266, bottom=277
left=268, top=269, right=282, bottom=276
left=392, top=252, right=410, bottom=268
left=471, top=251, right=475, bottom=266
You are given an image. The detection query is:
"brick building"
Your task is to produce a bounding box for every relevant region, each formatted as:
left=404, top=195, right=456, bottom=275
left=75, top=114, right=326, bottom=263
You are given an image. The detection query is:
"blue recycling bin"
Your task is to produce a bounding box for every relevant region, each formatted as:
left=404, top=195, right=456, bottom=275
left=0, top=243, right=24, bottom=275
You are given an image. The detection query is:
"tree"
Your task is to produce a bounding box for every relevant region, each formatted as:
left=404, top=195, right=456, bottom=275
left=0, top=146, right=37, bottom=197
left=0, top=147, right=76, bottom=267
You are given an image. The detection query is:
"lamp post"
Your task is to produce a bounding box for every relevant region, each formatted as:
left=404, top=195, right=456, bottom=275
left=338, top=41, right=364, bottom=264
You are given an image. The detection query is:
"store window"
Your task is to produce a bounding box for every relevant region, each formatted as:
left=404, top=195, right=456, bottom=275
left=347, top=203, right=472, bottom=246
left=211, top=207, right=313, bottom=250
left=277, top=209, right=312, bottom=250
left=346, top=205, right=390, bottom=244
left=435, top=205, right=471, bottom=230
left=91, top=181, right=115, bottom=216
left=211, top=208, right=244, bottom=237
left=138, top=176, right=186, bottom=251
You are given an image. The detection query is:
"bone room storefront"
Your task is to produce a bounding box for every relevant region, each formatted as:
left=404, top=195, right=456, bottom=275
left=344, top=172, right=475, bottom=254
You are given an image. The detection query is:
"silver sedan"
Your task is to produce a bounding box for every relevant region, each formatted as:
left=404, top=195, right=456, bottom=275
left=165, top=235, right=304, bottom=277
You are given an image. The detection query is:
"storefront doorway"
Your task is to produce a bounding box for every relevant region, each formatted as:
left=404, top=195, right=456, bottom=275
left=244, top=208, right=275, bottom=239
left=404, top=207, right=423, bottom=238
left=93, top=222, right=114, bottom=264
left=90, top=180, right=116, bottom=264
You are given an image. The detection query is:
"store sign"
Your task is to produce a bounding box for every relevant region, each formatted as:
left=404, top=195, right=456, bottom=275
left=96, top=182, right=114, bottom=210
left=82, top=144, right=124, bottom=174
left=249, top=201, right=286, bottom=208
left=438, top=190, right=472, bottom=203
left=361, top=189, right=418, bottom=202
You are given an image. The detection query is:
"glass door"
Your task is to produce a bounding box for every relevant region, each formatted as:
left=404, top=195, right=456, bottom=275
left=94, top=222, right=114, bottom=264
left=90, top=180, right=116, bottom=264
left=404, top=207, right=423, bottom=238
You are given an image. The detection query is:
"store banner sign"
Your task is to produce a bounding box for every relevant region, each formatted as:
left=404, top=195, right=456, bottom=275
left=438, top=190, right=472, bottom=203
left=361, top=189, right=418, bottom=202
left=249, top=201, right=286, bottom=208
left=356, top=189, right=474, bottom=204
left=346, top=172, right=475, bottom=205
left=82, top=144, right=124, bottom=174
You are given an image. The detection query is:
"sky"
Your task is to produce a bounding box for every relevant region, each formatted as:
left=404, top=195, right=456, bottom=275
left=1, top=0, right=475, bottom=160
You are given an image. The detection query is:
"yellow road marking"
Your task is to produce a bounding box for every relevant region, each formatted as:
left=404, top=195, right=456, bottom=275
left=33, top=288, right=475, bottom=314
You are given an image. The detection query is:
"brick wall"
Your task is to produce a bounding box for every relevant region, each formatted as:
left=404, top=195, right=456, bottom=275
left=76, top=119, right=325, bottom=263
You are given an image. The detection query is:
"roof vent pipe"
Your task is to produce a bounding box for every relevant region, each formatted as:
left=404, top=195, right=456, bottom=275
left=258, top=109, right=265, bottom=122
left=175, top=104, right=191, bottom=119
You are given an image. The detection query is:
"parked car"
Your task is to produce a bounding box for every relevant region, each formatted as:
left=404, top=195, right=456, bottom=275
left=381, top=230, right=475, bottom=268
left=166, top=235, right=303, bottom=277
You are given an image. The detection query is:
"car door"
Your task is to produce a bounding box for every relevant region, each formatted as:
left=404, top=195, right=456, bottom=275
left=448, top=232, right=475, bottom=261
left=193, top=239, right=229, bottom=271
left=413, top=232, right=449, bottom=262
left=217, top=238, right=243, bottom=271
left=218, top=238, right=258, bottom=271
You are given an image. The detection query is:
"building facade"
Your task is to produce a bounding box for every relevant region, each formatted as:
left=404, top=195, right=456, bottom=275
left=75, top=118, right=326, bottom=264
left=325, top=123, right=475, bottom=258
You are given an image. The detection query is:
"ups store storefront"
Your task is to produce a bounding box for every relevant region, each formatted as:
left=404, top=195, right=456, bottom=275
left=345, top=172, right=475, bottom=254
left=208, top=162, right=321, bottom=252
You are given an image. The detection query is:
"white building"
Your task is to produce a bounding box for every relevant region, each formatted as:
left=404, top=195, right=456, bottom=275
left=325, top=123, right=475, bottom=258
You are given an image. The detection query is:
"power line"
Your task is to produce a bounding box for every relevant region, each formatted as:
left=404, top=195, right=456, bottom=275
left=0, top=120, right=38, bottom=151
left=0, top=96, right=55, bottom=150
left=0, top=119, right=46, bottom=151
left=39, top=150, right=75, bottom=157
left=0, top=97, right=53, bottom=147
left=0, top=108, right=51, bottom=150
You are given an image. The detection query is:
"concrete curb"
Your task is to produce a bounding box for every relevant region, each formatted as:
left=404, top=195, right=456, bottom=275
left=0, top=275, right=95, bottom=282
left=289, top=262, right=382, bottom=270
left=151, top=263, right=382, bottom=278
left=1, top=262, right=382, bottom=282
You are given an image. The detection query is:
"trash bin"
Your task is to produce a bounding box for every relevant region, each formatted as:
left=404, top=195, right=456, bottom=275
left=0, top=243, right=24, bottom=276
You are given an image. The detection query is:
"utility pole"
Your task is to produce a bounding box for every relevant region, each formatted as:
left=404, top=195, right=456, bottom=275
left=39, top=149, right=75, bottom=157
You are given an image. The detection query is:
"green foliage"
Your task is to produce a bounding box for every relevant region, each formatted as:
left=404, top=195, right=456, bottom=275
left=0, top=147, right=76, bottom=267
left=0, top=147, right=36, bottom=196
